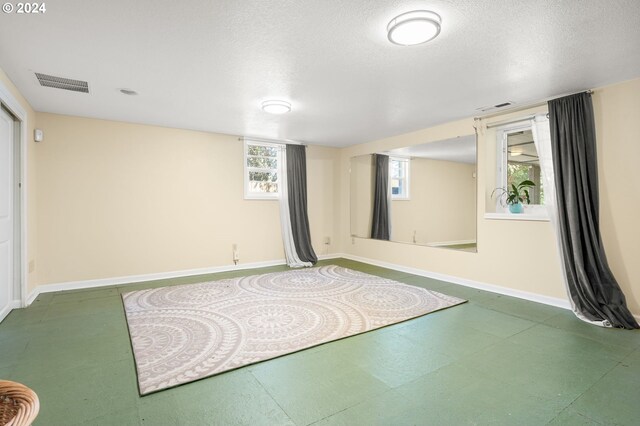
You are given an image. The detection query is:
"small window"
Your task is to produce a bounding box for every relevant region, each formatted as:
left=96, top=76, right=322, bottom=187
left=390, top=157, right=410, bottom=200
left=244, top=140, right=282, bottom=199
left=497, top=124, right=545, bottom=210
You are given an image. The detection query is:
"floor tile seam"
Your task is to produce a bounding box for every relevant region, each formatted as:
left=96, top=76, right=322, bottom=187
left=480, top=303, right=556, bottom=324
left=544, top=407, right=606, bottom=425
left=304, top=386, right=398, bottom=426
left=51, top=287, right=117, bottom=296
left=511, top=322, right=637, bottom=359
left=543, top=314, right=640, bottom=350
left=247, top=369, right=298, bottom=426
left=448, top=307, right=539, bottom=339
left=11, top=357, right=134, bottom=383
left=389, top=331, right=466, bottom=366
left=573, top=329, right=640, bottom=353
left=49, top=293, right=119, bottom=305
left=620, top=348, right=640, bottom=364
left=68, top=404, right=142, bottom=426
left=399, top=326, right=509, bottom=362
left=560, top=358, right=623, bottom=418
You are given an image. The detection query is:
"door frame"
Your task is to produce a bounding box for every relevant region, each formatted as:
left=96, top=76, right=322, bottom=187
left=0, top=79, right=28, bottom=308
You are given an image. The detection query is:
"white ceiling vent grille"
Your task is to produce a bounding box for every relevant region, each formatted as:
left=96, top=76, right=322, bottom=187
left=35, top=72, right=89, bottom=93
left=476, top=101, right=514, bottom=112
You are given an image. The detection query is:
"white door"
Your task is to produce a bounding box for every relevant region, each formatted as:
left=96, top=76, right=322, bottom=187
left=0, top=106, right=14, bottom=322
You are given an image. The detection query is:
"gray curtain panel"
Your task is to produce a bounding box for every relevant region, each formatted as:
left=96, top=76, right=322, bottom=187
left=549, top=92, right=638, bottom=329
left=370, top=154, right=390, bottom=240
left=286, top=144, right=318, bottom=264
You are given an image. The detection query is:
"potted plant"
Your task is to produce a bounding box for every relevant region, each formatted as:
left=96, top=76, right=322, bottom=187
left=492, top=180, right=536, bottom=213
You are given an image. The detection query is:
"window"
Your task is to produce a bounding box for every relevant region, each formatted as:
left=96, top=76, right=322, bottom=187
left=390, top=157, right=410, bottom=200
left=497, top=123, right=545, bottom=211
left=244, top=140, right=282, bottom=199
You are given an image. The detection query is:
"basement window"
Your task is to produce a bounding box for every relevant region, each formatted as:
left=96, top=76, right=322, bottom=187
left=244, top=140, right=282, bottom=199
left=390, top=157, right=410, bottom=200
left=496, top=123, right=545, bottom=212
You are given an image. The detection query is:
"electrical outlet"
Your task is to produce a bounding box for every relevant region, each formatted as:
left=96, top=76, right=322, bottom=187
left=28, top=260, right=35, bottom=273
left=323, top=236, right=331, bottom=245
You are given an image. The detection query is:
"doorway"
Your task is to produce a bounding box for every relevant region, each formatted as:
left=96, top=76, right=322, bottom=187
left=0, top=103, right=22, bottom=322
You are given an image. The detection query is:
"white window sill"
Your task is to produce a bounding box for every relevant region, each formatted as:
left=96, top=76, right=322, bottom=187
left=484, top=212, right=549, bottom=222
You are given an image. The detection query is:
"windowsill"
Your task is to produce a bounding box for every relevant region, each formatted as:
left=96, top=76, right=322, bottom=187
left=484, top=212, right=549, bottom=222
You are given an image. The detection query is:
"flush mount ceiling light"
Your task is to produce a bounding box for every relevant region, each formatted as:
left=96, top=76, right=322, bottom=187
left=387, top=10, right=442, bottom=46
left=261, top=100, right=291, bottom=114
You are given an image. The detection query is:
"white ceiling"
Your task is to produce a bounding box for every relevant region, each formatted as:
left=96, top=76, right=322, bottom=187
left=387, top=134, right=476, bottom=164
left=1, top=0, right=639, bottom=147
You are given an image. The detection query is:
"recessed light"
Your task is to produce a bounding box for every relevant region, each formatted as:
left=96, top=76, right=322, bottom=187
left=387, top=10, right=442, bottom=46
left=261, top=100, right=291, bottom=114
left=119, top=88, right=138, bottom=96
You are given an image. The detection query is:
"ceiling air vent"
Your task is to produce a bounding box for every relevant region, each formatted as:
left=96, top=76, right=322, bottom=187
left=476, top=101, right=514, bottom=112
left=35, top=72, right=89, bottom=93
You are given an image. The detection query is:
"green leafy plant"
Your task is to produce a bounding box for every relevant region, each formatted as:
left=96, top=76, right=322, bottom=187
left=492, top=180, right=536, bottom=206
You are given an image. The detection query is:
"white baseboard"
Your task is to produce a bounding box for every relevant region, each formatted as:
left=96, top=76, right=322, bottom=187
left=26, top=254, right=342, bottom=305
left=339, top=255, right=640, bottom=322
left=427, top=239, right=477, bottom=247
left=339, top=253, right=573, bottom=311
left=22, top=252, right=640, bottom=323
left=0, top=300, right=22, bottom=322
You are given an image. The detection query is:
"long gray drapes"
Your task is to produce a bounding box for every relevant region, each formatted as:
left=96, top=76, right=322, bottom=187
left=286, top=144, right=317, bottom=264
left=370, top=154, right=390, bottom=240
left=549, top=92, right=638, bottom=329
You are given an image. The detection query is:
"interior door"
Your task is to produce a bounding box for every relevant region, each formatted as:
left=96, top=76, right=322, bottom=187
left=0, top=106, right=14, bottom=321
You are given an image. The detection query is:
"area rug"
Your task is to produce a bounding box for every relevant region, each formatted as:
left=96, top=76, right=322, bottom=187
left=122, top=265, right=466, bottom=395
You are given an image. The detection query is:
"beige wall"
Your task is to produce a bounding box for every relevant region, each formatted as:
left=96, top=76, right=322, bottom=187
left=349, top=155, right=477, bottom=246
left=0, top=68, right=38, bottom=294
left=592, top=79, right=640, bottom=315
left=340, top=78, right=640, bottom=316
left=34, top=113, right=339, bottom=285
left=3, top=61, right=638, bottom=317
left=391, top=158, right=476, bottom=245
left=339, top=116, right=567, bottom=301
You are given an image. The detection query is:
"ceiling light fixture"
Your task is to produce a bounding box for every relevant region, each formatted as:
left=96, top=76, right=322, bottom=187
left=261, top=100, right=291, bottom=114
left=387, top=10, right=442, bottom=46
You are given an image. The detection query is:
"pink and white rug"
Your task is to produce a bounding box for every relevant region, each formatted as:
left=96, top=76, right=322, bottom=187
left=122, top=265, right=466, bottom=395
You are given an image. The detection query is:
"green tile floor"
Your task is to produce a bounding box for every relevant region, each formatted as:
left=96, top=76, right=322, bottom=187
left=1, top=258, right=639, bottom=425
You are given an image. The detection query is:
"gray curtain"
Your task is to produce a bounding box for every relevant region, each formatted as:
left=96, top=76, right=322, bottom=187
left=286, top=144, right=317, bottom=264
left=549, top=92, right=638, bottom=329
left=370, top=154, right=390, bottom=240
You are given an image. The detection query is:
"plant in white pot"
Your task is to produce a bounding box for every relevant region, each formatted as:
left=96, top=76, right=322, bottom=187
left=492, top=180, right=536, bottom=213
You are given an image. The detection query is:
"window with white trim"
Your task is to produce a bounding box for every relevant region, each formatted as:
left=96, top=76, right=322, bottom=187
left=244, top=140, right=282, bottom=199
left=497, top=123, right=545, bottom=211
left=390, top=157, right=410, bottom=200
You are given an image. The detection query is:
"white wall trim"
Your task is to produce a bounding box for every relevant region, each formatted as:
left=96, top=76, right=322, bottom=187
left=339, top=253, right=572, bottom=310
left=484, top=212, right=549, bottom=222
left=22, top=252, right=640, bottom=323
left=0, top=300, right=21, bottom=322
left=427, top=239, right=476, bottom=247
left=26, top=253, right=342, bottom=304
left=0, top=78, right=28, bottom=310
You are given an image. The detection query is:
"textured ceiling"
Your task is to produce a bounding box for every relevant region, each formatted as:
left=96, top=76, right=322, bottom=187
left=388, top=135, right=476, bottom=164
left=1, top=0, right=639, bottom=147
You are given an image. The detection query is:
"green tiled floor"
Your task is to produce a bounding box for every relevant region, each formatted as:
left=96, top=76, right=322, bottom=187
left=1, top=258, right=639, bottom=425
